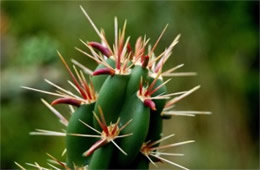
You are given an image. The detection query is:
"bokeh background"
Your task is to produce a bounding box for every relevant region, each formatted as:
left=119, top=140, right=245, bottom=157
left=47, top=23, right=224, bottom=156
left=1, top=1, right=259, bottom=169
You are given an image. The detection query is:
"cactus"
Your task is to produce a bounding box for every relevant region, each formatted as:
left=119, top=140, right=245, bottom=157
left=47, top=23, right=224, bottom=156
left=17, top=6, right=211, bottom=170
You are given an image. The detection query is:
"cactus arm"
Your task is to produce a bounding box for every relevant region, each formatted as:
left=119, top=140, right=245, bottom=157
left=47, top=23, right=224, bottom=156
left=125, top=65, right=148, bottom=98
left=93, top=74, right=129, bottom=130
left=124, top=153, right=149, bottom=169
left=149, top=77, right=167, bottom=114
left=116, top=94, right=150, bottom=167
left=66, top=103, right=96, bottom=168
left=88, top=143, right=114, bottom=169
left=146, top=112, right=163, bottom=147
left=146, top=77, right=167, bottom=144
left=133, top=154, right=149, bottom=169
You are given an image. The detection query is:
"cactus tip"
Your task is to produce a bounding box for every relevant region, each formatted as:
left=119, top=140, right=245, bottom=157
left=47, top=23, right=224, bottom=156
left=93, top=68, right=115, bottom=76
left=144, top=99, right=156, bottom=111
left=51, top=98, right=82, bottom=107
left=88, top=42, right=112, bottom=57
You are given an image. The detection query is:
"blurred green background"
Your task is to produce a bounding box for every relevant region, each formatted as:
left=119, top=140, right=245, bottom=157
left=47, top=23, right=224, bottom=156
left=1, top=1, right=259, bottom=169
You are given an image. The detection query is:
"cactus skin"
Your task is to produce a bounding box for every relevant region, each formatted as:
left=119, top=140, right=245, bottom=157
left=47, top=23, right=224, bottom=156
left=66, top=103, right=96, bottom=168
left=125, top=65, right=148, bottom=97
left=88, top=144, right=114, bottom=169
left=93, top=74, right=129, bottom=131
left=115, top=94, right=150, bottom=167
left=132, top=154, right=149, bottom=169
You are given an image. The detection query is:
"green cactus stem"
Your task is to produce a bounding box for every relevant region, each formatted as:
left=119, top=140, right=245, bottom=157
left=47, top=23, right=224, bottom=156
left=18, top=6, right=211, bottom=170
left=66, top=103, right=95, bottom=168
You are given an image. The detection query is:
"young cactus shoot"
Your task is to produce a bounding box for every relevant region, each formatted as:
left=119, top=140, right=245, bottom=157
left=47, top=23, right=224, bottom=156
left=18, top=6, right=211, bottom=170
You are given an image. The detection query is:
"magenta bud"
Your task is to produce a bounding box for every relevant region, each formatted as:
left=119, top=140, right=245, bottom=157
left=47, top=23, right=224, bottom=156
left=144, top=99, right=156, bottom=111
left=88, top=42, right=112, bottom=57
left=142, top=55, right=149, bottom=68
left=127, top=43, right=132, bottom=53
left=51, top=98, right=81, bottom=107
left=93, top=68, right=115, bottom=76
